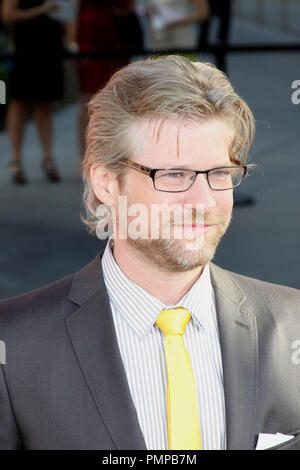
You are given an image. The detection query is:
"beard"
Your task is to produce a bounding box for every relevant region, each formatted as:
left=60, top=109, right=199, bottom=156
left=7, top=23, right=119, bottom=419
left=122, top=207, right=232, bottom=273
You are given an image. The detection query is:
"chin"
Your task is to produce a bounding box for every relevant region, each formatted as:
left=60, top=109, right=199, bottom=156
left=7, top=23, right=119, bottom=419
left=126, top=235, right=219, bottom=273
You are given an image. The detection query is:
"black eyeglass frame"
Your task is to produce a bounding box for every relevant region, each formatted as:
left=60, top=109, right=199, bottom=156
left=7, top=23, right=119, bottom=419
left=119, top=158, right=248, bottom=192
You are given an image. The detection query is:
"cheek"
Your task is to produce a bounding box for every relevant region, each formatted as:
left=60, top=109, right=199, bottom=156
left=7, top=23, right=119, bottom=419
left=125, top=173, right=154, bottom=203
left=216, top=192, right=233, bottom=215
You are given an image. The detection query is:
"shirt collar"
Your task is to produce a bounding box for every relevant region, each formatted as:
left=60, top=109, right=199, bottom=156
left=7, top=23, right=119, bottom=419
left=101, top=238, right=213, bottom=339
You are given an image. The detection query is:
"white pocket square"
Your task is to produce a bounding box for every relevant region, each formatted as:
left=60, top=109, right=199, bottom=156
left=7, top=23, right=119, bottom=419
left=256, top=432, right=294, bottom=450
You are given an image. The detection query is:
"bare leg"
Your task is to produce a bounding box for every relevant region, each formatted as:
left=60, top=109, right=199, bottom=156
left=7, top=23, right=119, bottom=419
left=33, top=101, right=53, bottom=163
left=34, top=101, right=60, bottom=182
left=6, top=99, right=28, bottom=169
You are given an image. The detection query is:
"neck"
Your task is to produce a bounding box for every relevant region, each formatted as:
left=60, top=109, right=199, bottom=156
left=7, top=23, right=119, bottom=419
left=111, top=239, right=204, bottom=305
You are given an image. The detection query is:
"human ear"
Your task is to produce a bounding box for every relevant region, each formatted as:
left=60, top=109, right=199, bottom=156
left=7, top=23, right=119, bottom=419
left=90, top=165, right=119, bottom=206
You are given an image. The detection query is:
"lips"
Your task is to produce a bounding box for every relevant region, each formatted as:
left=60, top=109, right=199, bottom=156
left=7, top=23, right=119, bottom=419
left=172, top=224, right=215, bottom=233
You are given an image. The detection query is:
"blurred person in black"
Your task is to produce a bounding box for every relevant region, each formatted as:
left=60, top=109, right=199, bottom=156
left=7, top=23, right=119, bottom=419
left=2, top=0, right=64, bottom=185
left=198, top=0, right=232, bottom=75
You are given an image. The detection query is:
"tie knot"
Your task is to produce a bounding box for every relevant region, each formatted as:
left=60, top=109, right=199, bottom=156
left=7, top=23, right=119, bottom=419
left=156, top=307, right=191, bottom=336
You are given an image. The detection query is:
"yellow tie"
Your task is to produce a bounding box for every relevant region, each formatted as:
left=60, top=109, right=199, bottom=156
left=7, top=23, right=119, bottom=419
left=156, top=307, right=202, bottom=450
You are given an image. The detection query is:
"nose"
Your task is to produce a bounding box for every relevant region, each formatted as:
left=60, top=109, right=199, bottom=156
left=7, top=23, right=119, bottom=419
left=184, top=173, right=217, bottom=212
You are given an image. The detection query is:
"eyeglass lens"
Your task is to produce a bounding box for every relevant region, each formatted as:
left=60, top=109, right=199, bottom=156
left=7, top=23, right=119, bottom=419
left=154, top=167, right=244, bottom=191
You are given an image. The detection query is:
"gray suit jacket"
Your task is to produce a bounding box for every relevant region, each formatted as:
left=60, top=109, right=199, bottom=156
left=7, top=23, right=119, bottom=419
left=0, top=251, right=300, bottom=450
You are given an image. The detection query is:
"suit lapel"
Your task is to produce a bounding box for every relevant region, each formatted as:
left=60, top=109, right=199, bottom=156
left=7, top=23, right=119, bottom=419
left=65, top=253, right=146, bottom=450
left=210, top=263, right=258, bottom=450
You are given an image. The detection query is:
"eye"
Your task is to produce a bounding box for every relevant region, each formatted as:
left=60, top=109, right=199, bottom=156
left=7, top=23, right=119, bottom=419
left=166, top=172, right=185, bottom=178
left=210, top=169, right=230, bottom=178
left=157, top=171, right=187, bottom=179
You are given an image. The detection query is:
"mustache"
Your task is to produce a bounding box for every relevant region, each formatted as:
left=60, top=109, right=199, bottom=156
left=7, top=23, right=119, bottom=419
left=169, top=210, right=226, bottom=226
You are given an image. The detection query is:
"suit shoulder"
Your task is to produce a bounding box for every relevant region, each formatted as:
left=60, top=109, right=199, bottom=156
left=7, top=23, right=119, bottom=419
left=0, top=273, right=75, bottom=327
left=211, top=264, right=300, bottom=334
left=227, top=269, right=300, bottom=301
left=0, top=252, right=102, bottom=330
left=210, top=263, right=300, bottom=313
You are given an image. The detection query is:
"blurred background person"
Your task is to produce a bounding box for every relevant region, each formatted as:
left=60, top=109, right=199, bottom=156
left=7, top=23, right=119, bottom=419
left=74, top=0, right=143, bottom=171
left=2, top=0, right=65, bottom=185
left=147, top=0, right=209, bottom=52
left=198, top=0, right=232, bottom=74
left=195, top=0, right=253, bottom=207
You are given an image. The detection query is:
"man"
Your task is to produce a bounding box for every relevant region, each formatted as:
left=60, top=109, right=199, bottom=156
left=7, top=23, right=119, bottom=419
left=1, top=56, right=300, bottom=450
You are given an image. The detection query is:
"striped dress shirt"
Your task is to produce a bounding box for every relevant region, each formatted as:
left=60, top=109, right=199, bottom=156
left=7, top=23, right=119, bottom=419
left=101, top=239, right=226, bottom=450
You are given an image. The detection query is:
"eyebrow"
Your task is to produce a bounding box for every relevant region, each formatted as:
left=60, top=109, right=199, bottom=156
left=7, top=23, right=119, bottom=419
left=164, top=162, right=232, bottom=169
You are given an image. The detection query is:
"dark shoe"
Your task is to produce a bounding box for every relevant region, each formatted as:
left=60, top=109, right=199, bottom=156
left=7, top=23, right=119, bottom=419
left=41, top=158, right=61, bottom=183
left=10, top=163, right=27, bottom=185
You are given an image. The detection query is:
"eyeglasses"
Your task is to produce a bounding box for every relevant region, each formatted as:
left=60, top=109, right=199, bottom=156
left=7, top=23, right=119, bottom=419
left=119, top=158, right=248, bottom=192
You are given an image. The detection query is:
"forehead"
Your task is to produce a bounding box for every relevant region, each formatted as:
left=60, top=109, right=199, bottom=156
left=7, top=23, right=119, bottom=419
left=132, top=117, right=233, bottom=168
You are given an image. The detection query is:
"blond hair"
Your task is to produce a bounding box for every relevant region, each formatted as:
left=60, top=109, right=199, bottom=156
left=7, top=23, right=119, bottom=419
left=82, top=55, right=255, bottom=234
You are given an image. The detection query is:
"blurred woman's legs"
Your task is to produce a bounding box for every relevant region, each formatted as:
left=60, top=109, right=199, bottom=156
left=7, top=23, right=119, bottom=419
left=34, top=101, right=60, bottom=182
left=7, top=99, right=28, bottom=184
left=7, top=100, right=60, bottom=183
